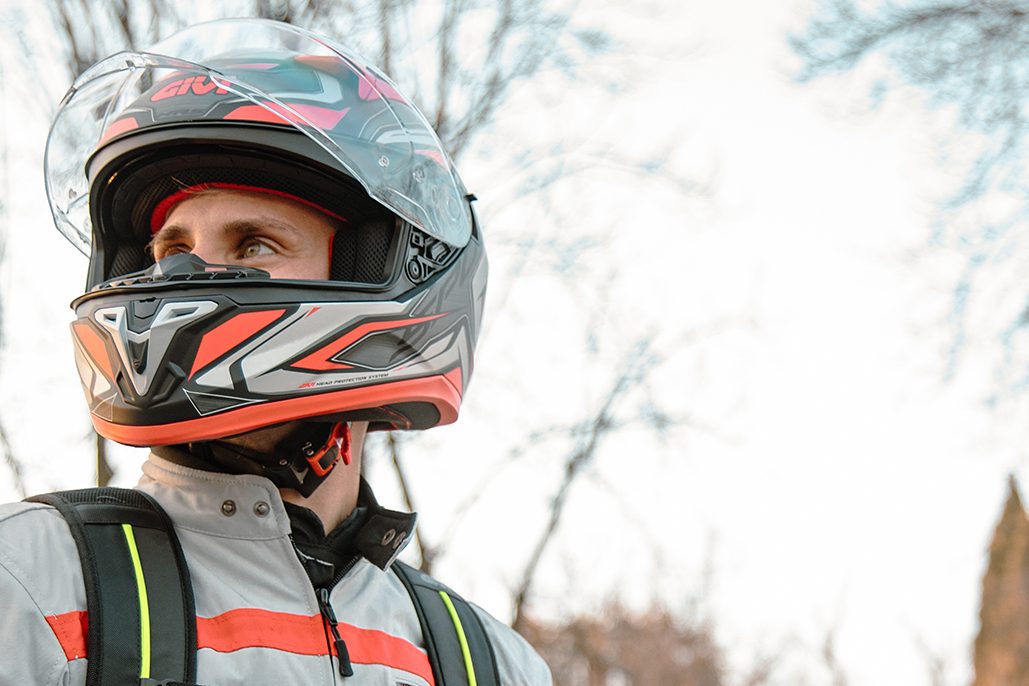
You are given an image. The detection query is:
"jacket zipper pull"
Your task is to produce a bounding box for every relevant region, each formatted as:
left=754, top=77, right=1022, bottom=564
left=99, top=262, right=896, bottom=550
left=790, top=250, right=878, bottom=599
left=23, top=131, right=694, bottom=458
left=318, top=587, right=354, bottom=677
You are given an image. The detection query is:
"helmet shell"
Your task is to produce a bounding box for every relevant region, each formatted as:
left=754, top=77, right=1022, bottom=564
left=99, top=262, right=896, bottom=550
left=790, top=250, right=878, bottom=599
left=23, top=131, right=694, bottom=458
left=47, top=19, right=488, bottom=444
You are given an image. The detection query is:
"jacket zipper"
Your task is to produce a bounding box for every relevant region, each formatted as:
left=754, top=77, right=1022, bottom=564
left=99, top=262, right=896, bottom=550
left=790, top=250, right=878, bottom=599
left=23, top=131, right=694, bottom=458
left=316, top=555, right=361, bottom=678
left=318, top=587, right=354, bottom=677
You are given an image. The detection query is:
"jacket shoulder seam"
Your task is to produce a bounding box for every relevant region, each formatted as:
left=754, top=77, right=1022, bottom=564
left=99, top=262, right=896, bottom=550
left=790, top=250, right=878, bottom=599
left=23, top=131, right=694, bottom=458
left=0, top=551, right=76, bottom=683
left=0, top=501, right=59, bottom=526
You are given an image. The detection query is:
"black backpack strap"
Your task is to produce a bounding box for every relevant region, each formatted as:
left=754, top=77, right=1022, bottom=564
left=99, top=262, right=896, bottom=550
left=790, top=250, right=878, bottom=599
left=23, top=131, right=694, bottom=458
left=26, top=487, right=197, bottom=686
left=393, top=561, right=499, bottom=686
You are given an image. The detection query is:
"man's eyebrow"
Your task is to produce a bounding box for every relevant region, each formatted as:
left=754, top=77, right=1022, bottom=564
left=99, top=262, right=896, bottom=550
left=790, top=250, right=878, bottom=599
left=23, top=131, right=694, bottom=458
left=151, top=217, right=304, bottom=243
left=150, top=224, right=188, bottom=242
left=148, top=224, right=188, bottom=254
left=222, top=217, right=303, bottom=236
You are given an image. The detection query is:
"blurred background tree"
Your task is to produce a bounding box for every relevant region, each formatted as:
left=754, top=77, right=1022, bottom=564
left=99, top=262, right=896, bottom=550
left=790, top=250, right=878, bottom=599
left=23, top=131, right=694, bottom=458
left=794, top=4, right=1029, bottom=684
left=520, top=603, right=725, bottom=686
left=792, top=0, right=1029, bottom=399
left=0, top=65, right=17, bottom=496
left=975, top=477, right=1029, bottom=686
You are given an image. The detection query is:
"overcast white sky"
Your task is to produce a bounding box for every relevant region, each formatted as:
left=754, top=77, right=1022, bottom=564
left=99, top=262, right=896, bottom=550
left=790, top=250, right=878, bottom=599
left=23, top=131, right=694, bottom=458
left=1, top=1, right=1025, bottom=684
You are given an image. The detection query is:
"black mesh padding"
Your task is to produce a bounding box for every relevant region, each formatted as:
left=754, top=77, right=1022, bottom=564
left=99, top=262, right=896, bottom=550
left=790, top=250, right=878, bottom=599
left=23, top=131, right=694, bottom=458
left=330, top=227, right=357, bottom=281
left=129, top=175, right=179, bottom=241
left=110, top=243, right=149, bottom=280
left=328, top=219, right=394, bottom=283
left=354, top=220, right=394, bottom=283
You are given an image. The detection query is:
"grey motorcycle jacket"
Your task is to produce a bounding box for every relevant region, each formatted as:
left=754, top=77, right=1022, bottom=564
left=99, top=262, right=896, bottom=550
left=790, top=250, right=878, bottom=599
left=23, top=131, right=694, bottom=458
left=0, top=453, right=551, bottom=685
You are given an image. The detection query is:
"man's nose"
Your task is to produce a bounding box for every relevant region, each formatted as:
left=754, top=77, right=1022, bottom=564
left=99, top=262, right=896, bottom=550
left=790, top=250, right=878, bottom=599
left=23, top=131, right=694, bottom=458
left=187, top=239, right=230, bottom=266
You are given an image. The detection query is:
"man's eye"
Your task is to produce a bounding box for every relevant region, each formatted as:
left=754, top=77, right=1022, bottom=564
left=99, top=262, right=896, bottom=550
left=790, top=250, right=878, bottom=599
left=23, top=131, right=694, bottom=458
left=241, top=241, right=274, bottom=259
left=155, top=244, right=188, bottom=259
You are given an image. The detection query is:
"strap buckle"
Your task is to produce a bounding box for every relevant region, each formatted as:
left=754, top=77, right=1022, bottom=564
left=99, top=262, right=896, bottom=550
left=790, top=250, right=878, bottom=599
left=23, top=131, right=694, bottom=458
left=303, top=421, right=351, bottom=476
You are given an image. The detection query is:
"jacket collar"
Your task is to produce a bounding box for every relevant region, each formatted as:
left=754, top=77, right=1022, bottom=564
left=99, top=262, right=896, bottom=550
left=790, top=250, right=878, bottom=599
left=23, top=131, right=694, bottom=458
left=139, top=450, right=291, bottom=539
left=351, top=479, right=418, bottom=570
left=138, top=450, right=416, bottom=569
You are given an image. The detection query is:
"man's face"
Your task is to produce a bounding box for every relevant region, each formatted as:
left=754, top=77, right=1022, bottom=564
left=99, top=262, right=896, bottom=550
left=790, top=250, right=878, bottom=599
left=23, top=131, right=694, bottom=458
left=149, top=188, right=341, bottom=455
left=149, top=189, right=338, bottom=279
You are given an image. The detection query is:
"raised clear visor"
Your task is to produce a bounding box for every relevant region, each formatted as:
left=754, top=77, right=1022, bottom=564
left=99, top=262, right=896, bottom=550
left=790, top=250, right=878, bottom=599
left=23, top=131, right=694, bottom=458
left=45, top=18, right=472, bottom=255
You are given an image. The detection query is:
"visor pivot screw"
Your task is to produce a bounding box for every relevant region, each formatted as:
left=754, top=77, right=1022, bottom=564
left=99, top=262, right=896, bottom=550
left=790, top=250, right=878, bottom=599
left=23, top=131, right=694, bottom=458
left=220, top=500, right=237, bottom=517
left=254, top=501, right=270, bottom=517
left=378, top=155, right=390, bottom=168
left=278, top=459, right=289, bottom=466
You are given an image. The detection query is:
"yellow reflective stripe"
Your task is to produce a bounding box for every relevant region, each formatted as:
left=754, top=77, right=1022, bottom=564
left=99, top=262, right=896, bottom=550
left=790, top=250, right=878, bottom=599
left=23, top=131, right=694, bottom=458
left=438, top=590, right=477, bottom=686
left=121, top=523, right=151, bottom=678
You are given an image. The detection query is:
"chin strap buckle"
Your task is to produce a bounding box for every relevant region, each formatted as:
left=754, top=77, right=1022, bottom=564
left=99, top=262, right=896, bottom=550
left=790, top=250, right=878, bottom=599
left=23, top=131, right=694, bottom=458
left=301, top=421, right=351, bottom=477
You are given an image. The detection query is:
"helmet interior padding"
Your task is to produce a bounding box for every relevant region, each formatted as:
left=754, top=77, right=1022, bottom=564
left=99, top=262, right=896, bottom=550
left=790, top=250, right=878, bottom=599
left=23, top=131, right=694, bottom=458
left=93, top=143, right=397, bottom=285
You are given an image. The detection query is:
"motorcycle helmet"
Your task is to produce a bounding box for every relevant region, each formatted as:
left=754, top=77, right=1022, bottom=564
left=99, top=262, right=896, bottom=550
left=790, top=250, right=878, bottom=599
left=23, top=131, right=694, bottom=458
left=45, top=19, right=487, bottom=492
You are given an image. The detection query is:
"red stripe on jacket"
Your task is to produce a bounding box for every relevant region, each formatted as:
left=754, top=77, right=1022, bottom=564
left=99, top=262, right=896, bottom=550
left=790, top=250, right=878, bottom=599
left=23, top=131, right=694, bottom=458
left=44, top=611, right=87, bottom=660
left=44, top=608, right=434, bottom=683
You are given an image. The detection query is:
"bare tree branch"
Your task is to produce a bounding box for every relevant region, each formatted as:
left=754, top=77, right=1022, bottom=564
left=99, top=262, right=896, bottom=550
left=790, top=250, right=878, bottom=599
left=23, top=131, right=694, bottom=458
left=447, top=0, right=544, bottom=160
left=793, top=1, right=1029, bottom=206
left=377, top=0, right=394, bottom=77
left=739, top=649, right=781, bottom=686
left=433, top=0, right=462, bottom=141
left=1, top=420, right=25, bottom=498
left=95, top=432, right=113, bottom=488
left=512, top=337, right=663, bottom=629
left=51, top=1, right=85, bottom=77
left=0, top=63, right=21, bottom=498
left=384, top=432, right=437, bottom=573
left=912, top=633, right=949, bottom=686
left=793, top=1, right=1029, bottom=401
left=114, top=0, right=133, bottom=48
left=821, top=622, right=848, bottom=686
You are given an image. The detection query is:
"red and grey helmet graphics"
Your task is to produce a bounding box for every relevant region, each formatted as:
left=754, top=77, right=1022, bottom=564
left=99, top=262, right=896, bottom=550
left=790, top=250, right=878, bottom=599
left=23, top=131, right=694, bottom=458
left=70, top=240, right=486, bottom=445
left=45, top=19, right=488, bottom=446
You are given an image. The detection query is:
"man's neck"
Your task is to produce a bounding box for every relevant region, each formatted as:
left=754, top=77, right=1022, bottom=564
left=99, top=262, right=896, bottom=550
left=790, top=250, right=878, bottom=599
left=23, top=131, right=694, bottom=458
left=279, top=467, right=359, bottom=533
left=279, top=422, right=367, bottom=532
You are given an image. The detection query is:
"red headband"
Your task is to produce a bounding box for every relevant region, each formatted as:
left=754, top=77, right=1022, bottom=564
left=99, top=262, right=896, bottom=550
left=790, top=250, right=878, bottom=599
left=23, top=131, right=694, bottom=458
left=150, top=182, right=349, bottom=234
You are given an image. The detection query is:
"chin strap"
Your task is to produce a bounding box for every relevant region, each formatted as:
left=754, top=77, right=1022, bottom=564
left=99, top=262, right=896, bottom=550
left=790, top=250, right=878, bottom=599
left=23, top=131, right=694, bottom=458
left=300, top=421, right=352, bottom=473
left=188, top=422, right=351, bottom=497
